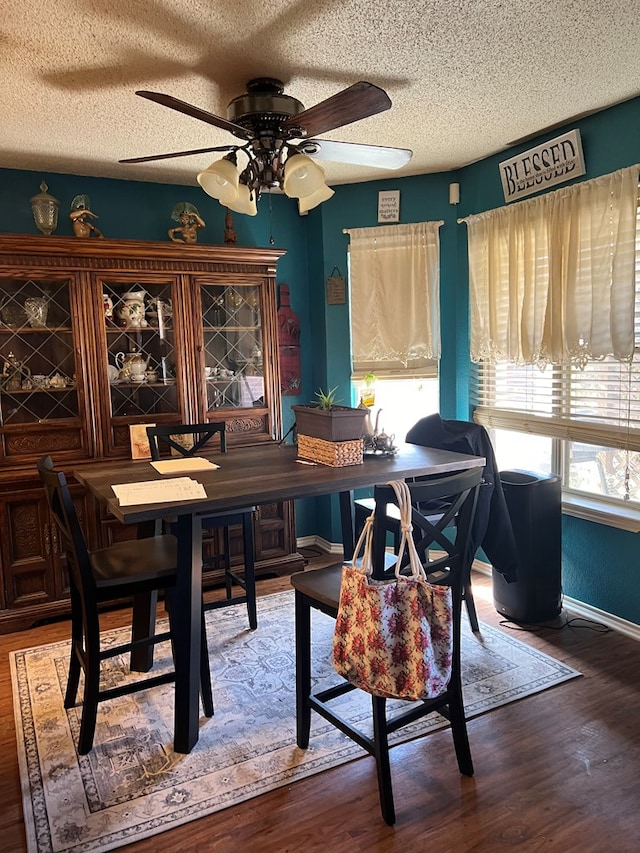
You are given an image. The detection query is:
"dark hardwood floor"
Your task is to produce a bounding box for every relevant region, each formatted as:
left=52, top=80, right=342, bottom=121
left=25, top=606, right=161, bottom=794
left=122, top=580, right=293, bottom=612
left=1, top=550, right=638, bottom=853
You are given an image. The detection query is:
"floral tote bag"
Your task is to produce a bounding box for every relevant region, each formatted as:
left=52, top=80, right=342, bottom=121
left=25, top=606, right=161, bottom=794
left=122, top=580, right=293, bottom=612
left=332, top=480, right=453, bottom=701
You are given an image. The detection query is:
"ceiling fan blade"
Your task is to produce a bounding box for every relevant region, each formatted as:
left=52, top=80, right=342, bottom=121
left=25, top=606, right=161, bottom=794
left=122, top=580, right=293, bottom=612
left=282, top=81, right=391, bottom=138
left=119, top=145, right=236, bottom=164
left=300, top=139, right=412, bottom=170
left=136, top=91, right=252, bottom=139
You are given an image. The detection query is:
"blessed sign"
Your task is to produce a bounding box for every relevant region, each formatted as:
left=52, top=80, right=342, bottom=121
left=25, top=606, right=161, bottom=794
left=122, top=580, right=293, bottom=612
left=499, top=129, right=585, bottom=203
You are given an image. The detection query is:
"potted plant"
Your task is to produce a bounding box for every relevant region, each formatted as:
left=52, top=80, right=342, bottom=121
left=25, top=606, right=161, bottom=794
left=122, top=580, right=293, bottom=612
left=292, top=387, right=368, bottom=442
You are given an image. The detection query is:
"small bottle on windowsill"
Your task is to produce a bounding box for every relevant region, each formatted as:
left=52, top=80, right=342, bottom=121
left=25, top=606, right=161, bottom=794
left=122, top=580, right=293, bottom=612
left=360, top=372, right=377, bottom=407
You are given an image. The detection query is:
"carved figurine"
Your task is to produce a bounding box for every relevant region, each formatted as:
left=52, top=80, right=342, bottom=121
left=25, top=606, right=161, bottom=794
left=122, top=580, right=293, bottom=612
left=69, top=194, right=104, bottom=239
left=224, top=209, right=237, bottom=245
left=168, top=202, right=205, bottom=243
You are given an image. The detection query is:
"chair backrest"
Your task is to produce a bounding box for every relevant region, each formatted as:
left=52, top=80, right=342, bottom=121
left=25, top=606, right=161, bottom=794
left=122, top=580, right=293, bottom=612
left=371, top=468, right=482, bottom=676
left=146, top=422, right=227, bottom=460
left=405, top=413, right=518, bottom=579
left=37, top=455, right=96, bottom=602
left=371, top=467, right=483, bottom=596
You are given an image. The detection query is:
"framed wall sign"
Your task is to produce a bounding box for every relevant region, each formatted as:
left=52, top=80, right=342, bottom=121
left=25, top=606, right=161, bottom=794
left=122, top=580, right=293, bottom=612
left=378, top=190, right=400, bottom=222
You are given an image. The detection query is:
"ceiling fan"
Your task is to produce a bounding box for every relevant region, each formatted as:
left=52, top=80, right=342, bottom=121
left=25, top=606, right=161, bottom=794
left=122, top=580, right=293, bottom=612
left=119, top=78, right=412, bottom=214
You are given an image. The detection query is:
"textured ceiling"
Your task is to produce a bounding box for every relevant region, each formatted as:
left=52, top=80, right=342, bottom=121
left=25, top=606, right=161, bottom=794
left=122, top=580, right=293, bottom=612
left=2, top=0, right=639, bottom=189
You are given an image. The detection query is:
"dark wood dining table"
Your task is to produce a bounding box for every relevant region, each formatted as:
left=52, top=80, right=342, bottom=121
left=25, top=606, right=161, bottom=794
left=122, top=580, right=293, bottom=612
left=74, top=440, right=485, bottom=754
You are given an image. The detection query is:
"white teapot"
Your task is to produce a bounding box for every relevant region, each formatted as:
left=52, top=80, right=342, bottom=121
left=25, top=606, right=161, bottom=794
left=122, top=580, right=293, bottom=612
left=115, top=349, right=151, bottom=381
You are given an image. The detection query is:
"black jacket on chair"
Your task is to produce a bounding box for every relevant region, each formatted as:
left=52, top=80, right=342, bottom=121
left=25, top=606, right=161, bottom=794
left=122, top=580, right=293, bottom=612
left=405, top=414, right=518, bottom=582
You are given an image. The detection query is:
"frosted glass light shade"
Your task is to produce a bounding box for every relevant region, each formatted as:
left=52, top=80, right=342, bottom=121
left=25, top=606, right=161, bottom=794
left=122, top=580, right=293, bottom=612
left=197, top=158, right=239, bottom=202
left=226, top=183, right=258, bottom=216
left=298, top=183, right=335, bottom=214
left=283, top=153, right=325, bottom=199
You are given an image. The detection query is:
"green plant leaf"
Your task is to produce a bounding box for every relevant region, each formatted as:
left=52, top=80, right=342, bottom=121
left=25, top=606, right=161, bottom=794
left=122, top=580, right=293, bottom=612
left=314, top=386, right=341, bottom=410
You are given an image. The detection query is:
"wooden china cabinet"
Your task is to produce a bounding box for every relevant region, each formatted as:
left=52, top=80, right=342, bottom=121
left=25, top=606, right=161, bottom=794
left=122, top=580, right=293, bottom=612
left=0, top=233, right=302, bottom=633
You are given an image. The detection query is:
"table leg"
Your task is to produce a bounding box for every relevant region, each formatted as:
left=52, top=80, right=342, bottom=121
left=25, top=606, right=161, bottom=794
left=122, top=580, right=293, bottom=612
left=339, top=490, right=355, bottom=561
left=172, top=512, right=203, bottom=754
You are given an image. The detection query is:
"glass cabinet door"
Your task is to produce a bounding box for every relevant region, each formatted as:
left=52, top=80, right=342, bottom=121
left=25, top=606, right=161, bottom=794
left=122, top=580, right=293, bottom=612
left=200, top=283, right=264, bottom=412
left=0, top=274, right=84, bottom=461
left=99, top=278, right=183, bottom=450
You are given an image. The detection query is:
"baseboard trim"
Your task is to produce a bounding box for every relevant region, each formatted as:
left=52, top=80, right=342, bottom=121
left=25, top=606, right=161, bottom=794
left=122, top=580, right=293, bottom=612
left=472, top=559, right=640, bottom=642
left=298, top=537, right=640, bottom=643
left=297, top=534, right=342, bottom=555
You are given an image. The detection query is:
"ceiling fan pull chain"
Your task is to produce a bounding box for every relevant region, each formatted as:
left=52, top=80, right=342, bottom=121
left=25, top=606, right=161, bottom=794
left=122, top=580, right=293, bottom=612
left=268, top=192, right=275, bottom=245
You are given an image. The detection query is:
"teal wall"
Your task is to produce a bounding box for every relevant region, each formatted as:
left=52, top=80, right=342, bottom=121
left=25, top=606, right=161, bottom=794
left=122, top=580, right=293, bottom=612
left=1, top=94, right=638, bottom=624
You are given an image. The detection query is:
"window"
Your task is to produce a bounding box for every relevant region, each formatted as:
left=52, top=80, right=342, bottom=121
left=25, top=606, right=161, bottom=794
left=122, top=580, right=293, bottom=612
left=473, top=356, right=640, bottom=503
left=471, top=172, right=640, bottom=528
left=346, top=222, right=442, bottom=442
left=354, top=375, right=439, bottom=443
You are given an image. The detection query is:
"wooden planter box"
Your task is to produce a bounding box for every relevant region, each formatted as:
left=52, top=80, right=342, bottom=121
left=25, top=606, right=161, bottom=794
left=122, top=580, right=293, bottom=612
left=292, top=405, right=367, bottom=442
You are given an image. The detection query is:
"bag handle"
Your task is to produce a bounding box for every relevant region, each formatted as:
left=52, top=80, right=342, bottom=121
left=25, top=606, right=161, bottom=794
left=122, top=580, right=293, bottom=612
left=350, top=480, right=427, bottom=582
left=350, top=511, right=374, bottom=573
left=387, top=480, right=427, bottom=581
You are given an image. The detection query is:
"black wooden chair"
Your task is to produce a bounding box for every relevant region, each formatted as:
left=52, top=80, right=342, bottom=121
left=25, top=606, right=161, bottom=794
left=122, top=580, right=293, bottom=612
left=146, top=422, right=257, bottom=629
left=37, top=455, right=214, bottom=755
left=291, top=466, right=483, bottom=825
left=352, top=416, right=505, bottom=632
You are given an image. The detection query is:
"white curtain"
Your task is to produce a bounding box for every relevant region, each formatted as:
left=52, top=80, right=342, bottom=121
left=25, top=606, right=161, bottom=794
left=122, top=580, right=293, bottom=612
left=465, top=164, right=640, bottom=366
left=346, top=221, right=443, bottom=376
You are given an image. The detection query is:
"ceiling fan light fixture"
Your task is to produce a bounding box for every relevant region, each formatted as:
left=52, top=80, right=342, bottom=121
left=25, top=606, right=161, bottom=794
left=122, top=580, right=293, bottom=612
left=226, top=182, right=258, bottom=216
left=197, top=153, right=239, bottom=203
left=298, top=183, right=335, bottom=214
left=283, top=153, right=326, bottom=199
left=126, top=80, right=413, bottom=217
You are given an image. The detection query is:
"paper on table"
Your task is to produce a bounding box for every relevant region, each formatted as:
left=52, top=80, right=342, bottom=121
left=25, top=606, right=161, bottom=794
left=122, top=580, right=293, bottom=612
left=150, top=456, right=220, bottom=474
left=112, top=477, right=207, bottom=506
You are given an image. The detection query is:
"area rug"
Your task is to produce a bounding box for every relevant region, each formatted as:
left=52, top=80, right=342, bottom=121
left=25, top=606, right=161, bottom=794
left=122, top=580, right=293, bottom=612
left=11, top=590, right=580, bottom=853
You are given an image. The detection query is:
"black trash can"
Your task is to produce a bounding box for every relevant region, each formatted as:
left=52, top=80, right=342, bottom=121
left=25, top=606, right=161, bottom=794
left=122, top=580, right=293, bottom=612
left=492, top=470, right=562, bottom=623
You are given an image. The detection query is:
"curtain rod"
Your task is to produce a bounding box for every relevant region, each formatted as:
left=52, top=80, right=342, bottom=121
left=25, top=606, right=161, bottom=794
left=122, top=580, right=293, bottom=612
left=343, top=221, right=444, bottom=234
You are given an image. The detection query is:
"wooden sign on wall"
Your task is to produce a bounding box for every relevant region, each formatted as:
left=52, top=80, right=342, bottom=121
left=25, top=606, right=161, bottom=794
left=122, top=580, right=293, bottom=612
left=326, top=272, right=346, bottom=304
left=499, top=129, right=586, bottom=203
left=277, top=283, right=302, bottom=395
